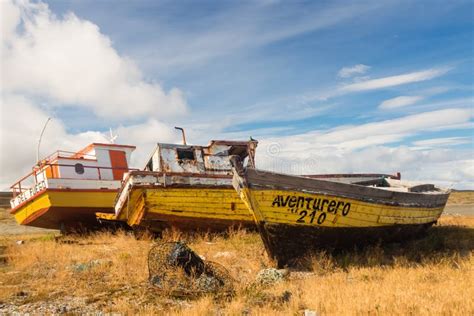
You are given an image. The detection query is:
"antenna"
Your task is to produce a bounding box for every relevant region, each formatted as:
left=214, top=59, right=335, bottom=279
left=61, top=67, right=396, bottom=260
left=37, top=117, right=52, bottom=164
left=174, top=127, right=187, bottom=145
left=108, top=127, right=118, bottom=144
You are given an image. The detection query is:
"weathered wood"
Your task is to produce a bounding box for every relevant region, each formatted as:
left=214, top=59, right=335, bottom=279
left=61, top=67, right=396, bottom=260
left=245, top=168, right=449, bottom=207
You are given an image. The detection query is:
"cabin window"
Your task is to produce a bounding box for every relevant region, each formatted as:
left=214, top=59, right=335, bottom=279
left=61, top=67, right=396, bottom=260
left=74, top=163, right=85, bottom=174
left=177, top=148, right=195, bottom=160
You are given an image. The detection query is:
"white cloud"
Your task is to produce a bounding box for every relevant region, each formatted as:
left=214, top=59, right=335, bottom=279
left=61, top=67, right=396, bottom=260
left=257, top=108, right=472, bottom=156
left=0, top=0, right=20, bottom=44
left=257, top=142, right=474, bottom=189
left=252, top=108, right=474, bottom=188
left=342, top=67, right=450, bottom=92
left=379, top=95, right=424, bottom=109
left=337, top=64, right=371, bottom=78
left=256, top=144, right=474, bottom=189
left=0, top=94, right=107, bottom=188
left=115, top=120, right=181, bottom=167
left=0, top=94, right=182, bottom=189
left=271, top=66, right=452, bottom=112
left=1, top=0, right=187, bottom=120
left=412, top=137, right=471, bottom=148
left=0, top=0, right=190, bottom=189
left=313, top=108, right=471, bottom=150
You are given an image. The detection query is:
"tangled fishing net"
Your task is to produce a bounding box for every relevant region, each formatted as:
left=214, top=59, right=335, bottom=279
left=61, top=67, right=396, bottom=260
left=148, top=241, right=234, bottom=297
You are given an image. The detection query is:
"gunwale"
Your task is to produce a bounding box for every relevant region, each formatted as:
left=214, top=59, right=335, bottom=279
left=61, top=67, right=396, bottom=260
left=244, top=168, right=449, bottom=207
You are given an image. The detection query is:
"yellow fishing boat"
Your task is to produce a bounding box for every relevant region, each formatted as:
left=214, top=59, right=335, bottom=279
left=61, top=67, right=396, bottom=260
left=231, top=157, right=450, bottom=267
left=10, top=143, right=136, bottom=231
left=107, top=139, right=259, bottom=232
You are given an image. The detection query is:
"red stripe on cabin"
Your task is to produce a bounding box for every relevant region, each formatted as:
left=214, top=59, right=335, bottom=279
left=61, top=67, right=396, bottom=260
left=109, top=150, right=128, bottom=180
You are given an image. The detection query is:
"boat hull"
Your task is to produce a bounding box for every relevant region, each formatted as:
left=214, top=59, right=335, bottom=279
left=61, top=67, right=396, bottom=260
left=11, top=189, right=118, bottom=230
left=232, top=166, right=450, bottom=267
left=259, top=221, right=434, bottom=266
left=117, top=186, right=255, bottom=232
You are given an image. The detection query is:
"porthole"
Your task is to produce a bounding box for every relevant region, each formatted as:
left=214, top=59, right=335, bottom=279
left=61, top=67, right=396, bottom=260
left=75, top=163, right=85, bottom=174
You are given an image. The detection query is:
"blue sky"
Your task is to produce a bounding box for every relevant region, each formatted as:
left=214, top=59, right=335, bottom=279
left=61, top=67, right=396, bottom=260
left=46, top=0, right=472, bottom=135
left=1, top=0, right=473, bottom=188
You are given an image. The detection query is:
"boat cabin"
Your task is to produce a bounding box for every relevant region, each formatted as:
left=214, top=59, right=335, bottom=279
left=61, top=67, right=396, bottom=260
left=10, top=143, right=136, bottom=209
left=144, top=140, right=258, bottom=175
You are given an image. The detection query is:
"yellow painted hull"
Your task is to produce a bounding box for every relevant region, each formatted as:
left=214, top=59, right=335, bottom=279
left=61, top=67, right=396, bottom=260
left=244, top=189, right=445, bottom=228
left=11, top=189, right=118, bottom=230
left=117, top=187, right=254, bottom=232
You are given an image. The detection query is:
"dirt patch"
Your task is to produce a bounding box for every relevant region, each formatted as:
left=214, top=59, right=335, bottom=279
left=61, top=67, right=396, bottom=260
left=0, top=208, right=58, bottom=236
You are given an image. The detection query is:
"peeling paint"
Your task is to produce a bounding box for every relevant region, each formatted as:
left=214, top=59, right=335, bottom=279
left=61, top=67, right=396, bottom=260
left=144, top=140, right=257, bottom=175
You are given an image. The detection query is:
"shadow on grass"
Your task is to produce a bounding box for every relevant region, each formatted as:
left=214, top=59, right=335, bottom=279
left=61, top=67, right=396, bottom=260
left=298, top=224, right=474, bottom=271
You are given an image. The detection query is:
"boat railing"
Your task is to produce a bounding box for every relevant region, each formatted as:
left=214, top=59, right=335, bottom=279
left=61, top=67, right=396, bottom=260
left=40, top=150, right=97, bottom=162
left=10, top=162, right=138, bottom=198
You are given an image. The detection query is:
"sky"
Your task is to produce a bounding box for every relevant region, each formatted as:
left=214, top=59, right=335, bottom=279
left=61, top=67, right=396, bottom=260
left=0, top=0, right=473, bottom=189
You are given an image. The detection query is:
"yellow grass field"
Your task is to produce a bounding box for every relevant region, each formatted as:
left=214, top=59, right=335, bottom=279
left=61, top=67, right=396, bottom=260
left=447, top=191, right=474, bottom=205
left=0, top=208, right=9, bottom=221
left=0, top=215, right=473, bottom=315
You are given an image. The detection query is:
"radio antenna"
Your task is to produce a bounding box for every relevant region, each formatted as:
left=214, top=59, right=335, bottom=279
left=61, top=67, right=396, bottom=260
left=108, top=127, right=118, bottom=144
left=37, top=117, right=52, bottom=163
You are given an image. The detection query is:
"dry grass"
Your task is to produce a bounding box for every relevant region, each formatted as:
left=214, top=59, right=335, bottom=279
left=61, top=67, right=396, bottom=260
left=447, top=191, right=474, bottom=205
left=0, top=216, right=473, bottom=315
left=0, top=208, right=9, bottom=221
